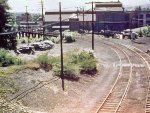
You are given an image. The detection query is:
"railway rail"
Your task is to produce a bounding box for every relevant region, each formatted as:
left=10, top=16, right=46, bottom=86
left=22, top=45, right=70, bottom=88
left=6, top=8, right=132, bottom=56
left=95, top=42, right=133, bottom=113
left=95, top=39, right=150, bottom=113
left=124, top=45, right=150, bottom=113
left=104, top=40, right=150, bottom=113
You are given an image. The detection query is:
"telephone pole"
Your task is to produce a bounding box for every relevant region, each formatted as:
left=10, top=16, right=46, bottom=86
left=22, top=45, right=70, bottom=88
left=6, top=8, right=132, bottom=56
left=76, top=7, right=79, bottom=17
left=26, top=6, right=29, bottom=45
left=82, top=7, right=85, bottom=31
left=59, top=2, right=65, bottom=91
left=85, top=1, right=95, bottom=50
left=92, top=1, right=94, bottom=50
left=41, top=0, right=45, bottom=40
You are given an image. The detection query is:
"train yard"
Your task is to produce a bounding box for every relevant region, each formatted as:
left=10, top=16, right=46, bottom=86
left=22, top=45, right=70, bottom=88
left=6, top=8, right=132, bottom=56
left=1, top=34, right=150, bottom=113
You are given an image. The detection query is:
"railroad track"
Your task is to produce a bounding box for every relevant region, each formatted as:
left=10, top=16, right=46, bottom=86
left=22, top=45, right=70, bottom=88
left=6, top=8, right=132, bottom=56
left=95, top=43, right=133, bottom=113
left=103, top=40, right=150, bottom=113
left=124, top=45, right=150, bottom=113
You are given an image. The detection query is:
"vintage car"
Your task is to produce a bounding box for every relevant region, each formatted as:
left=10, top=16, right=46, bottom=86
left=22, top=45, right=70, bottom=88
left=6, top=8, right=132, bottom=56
left=31, top=41, right=53, bottom=51
left=18, top=46, right=35, bottom=54
left=31, top=42, right=46, bottom=51
left=43, top=40, right=54, bottom=49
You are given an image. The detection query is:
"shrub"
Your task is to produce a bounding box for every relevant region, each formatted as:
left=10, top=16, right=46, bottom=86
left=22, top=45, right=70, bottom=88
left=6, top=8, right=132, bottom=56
left=20, top=39, right=26, bottom=44
left=51, top=37, right=60, bottom=44
left=64, top=35, right=75, bottom=43
left=35, top=49, right=97, bottom=80
left=137, top=30, right=143, bottom=37
left=36, top=53, right=59, bottom=71
left=63, top=31, right=76, bottom=43
left=53, top=63, right=80, bottom=81
left=0, top=49, right=24, bottom=67
left=53, top=49, right=97, bottom=80
left=68, top=50, right=97, bottom=74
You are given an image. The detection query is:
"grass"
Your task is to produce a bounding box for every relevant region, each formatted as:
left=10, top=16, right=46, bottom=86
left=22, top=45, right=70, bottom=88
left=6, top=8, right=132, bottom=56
left=17, top=36, right=44, bottom=44
left=0, top=66, right=24, bottom=77
left=17, top=36, right=60, bottom=44
left=0, top=49, right=25, bottom=67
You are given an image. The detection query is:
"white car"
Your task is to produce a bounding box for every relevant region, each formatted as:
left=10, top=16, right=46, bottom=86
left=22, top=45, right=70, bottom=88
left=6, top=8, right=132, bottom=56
left=43, top=40, right=54, bottom=48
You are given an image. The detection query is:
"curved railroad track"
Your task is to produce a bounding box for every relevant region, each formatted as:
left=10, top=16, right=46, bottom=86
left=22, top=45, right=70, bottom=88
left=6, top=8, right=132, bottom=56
left=95, top=42, right=133, bottom=113
left=122, top=45, right=150, bottom=113
left=103, top=40, right=150, bottom=113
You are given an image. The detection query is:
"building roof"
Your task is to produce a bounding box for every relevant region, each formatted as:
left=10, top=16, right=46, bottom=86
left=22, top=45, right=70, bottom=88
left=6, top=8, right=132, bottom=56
left=95, top=2, right=123, bottom=8
left=45, top=13, right=96, bottom=22
left=95, top=1, right=123, bottom=11
left=69, top=13, right=78, bottom=19
left=95, top=7, right=123, bottom=11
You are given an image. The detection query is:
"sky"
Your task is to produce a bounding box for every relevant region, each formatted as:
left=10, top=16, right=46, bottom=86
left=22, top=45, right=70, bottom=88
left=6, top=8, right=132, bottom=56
left=8, top=0, right=150, bottom=13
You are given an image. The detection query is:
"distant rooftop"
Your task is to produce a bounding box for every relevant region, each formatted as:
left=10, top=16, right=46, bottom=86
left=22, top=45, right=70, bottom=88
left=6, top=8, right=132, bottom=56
left=95, top=1, right=123, bottom=8
left=95, top=1, right=123, bottom=11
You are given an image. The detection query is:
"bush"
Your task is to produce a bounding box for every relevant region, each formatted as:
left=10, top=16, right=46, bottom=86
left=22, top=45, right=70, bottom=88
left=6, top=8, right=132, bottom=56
left=0, top=49, right=24, bottom=67
left=68, top=50, right=97, bottom=74
left=53, top=63, right=80, bottom=81
left=20, top=39, right=26, bottom=44
left=64, top=35, right=75, bottom=43
left=63, top=31, right=76, bottom=43
left=36, top=53, right=59, bottom=71
left=51, top=37, right=60, bottom=44
left=53, top=49, right=97, bottom=80
left=35, top=49, right=97, bottom=80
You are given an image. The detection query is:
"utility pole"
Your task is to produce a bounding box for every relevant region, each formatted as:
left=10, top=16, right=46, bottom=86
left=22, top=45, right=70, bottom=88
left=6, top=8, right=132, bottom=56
left=92, top=1, right=94, bottom=50
left=41, top=0, right=45, bottom=40
left=59, top=2, right=65, bottom=91
left=82, top=7, right=85, bottom=31
left=76, top=7, right=79, bottom=18
left=85, top=1, right=95, bottom=50
left=26, top=6, right=29, bottom=45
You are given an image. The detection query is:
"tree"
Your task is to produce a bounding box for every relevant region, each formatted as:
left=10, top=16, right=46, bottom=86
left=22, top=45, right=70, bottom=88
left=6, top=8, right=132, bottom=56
left=135, top=6, right=142, bottom=11
left=0, top=5, right=7, bottom=32
left=0, top=1, right=17, bottom=50
left=0, top=0, right=10, bottom=32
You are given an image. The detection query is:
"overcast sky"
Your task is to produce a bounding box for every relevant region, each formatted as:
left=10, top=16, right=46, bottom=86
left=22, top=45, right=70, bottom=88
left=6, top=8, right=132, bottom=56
left=8, top=0, right=150, bottom=13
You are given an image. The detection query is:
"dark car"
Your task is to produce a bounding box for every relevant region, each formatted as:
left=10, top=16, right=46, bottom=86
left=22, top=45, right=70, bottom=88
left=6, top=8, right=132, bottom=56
left=31, top=42, right=46, bottom=51
left=18, top=46, right=35, bottom=54
left=100, top=30, right=115, bottom=38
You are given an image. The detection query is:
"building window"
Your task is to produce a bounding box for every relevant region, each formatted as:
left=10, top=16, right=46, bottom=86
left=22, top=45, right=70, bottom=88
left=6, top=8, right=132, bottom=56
left=146, top=14, right=150, bottom=18
left=139, top=14, right=143, bottom=19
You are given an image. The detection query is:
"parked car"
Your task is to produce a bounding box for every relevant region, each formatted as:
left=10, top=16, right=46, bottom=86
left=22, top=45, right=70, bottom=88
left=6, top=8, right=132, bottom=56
left=101, top=30, right=115, bottom=38
left=18, top=46, right=35, bottom=54
left=122, top=30, right=131, bottom=39
left=43, top=40, right=54, bottom=49
left=31, top=42, right=46, bottom=51
left=31, top=41, right=54, bottom=51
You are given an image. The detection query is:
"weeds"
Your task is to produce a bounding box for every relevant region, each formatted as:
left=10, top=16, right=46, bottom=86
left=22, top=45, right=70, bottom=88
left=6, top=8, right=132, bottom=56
left=0, top=49, right=25, bottom=67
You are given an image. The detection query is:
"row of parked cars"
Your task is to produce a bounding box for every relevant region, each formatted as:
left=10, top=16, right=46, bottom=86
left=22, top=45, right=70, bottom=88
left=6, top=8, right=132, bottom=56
left=16, top=40, right=54, bottom=54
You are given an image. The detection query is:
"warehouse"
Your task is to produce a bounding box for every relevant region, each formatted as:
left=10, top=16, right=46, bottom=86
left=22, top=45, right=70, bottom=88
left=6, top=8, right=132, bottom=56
left=44, top=1, right=150, bottom=32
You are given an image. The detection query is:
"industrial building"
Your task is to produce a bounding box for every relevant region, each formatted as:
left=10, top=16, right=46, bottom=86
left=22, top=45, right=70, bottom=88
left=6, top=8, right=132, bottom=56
left=44, top=1, right=150, bottom=32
